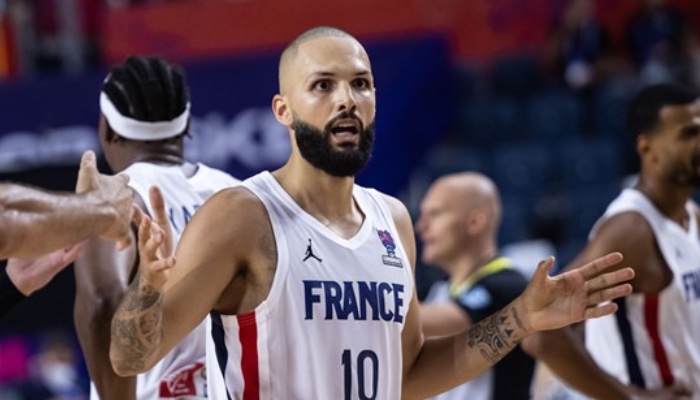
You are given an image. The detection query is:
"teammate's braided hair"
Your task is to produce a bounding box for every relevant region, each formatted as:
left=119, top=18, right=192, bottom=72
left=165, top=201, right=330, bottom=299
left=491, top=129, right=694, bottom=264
left=102, top=55, right=189, bottom=131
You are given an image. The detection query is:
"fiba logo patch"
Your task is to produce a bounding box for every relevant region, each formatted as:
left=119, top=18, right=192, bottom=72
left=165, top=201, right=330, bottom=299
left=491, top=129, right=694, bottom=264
left=377, top=230, right=403, bottom=268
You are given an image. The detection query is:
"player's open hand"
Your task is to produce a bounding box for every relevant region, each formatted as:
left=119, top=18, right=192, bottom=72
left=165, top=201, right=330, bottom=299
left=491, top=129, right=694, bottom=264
left=146, top=185, right=174, bottom=258
left=521, top=252, right=634, bottom=332
left=76, top=150, right=133, bottom=250
left=133, top=189, right=175, bottom=290
left=7, top=242, right=86, bottom=295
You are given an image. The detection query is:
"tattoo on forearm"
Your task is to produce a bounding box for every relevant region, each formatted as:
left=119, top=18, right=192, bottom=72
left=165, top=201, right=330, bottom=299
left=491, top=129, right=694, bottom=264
left=111, top=280, right=163, bottom=374
left=467, top=306, right=526, bottom=365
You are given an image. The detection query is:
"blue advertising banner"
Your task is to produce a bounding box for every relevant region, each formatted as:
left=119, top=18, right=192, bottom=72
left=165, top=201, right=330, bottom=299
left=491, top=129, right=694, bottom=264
left=0, top=34, right=455, bottom=196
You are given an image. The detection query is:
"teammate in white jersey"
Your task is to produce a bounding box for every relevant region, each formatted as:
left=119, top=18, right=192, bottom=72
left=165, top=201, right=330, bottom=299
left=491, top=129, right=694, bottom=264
left=109, top=27, right=634, bottom=400
left=73, top=55, right=239, bottom=400
left=530, top=83, right=697, bottom=399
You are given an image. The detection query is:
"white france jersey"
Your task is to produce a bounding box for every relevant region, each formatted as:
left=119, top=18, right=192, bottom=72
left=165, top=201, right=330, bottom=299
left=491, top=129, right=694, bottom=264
left=206, top=171, right=414, bottom=400
left=585, top=189, right=700, bottom=397
left=91, top=162, right=239, bottom=400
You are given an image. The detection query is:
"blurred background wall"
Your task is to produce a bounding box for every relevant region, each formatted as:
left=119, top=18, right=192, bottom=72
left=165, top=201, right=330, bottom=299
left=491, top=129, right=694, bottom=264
left=1, top=0, right=699, bottom=397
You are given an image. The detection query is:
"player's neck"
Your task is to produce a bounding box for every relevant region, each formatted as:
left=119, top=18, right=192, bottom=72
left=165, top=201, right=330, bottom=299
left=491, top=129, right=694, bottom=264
left=273, top=161, right=362, bottom=237
left=636, top=175, right=693, bottom=228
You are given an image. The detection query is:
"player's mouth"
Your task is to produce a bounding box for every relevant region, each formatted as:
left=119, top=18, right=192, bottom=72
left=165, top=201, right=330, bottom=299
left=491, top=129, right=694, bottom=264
left=330, top=119, right=361, bottom=144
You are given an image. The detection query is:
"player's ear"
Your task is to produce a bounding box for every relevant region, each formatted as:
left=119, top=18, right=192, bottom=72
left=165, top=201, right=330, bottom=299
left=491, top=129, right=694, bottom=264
left=636, top=133, right=651, bottom=157
left=466, top=209, right=488, bottom=235
left=272, top=95, right=293, bottom=127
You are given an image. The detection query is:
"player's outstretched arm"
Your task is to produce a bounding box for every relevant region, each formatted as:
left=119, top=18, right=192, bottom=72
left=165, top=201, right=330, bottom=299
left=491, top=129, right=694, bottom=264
left=110, top=186, right=255, bottom=377
left=110, top=186, right=175, bottom=376
left=402, top=253, right=633, bottom=399
left=0, top=151, right=133, bottom=258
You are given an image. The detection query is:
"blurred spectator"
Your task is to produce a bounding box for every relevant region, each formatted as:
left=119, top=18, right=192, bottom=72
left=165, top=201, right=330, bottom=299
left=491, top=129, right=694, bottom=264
left=19, top=331, right=87, bottom=399
left=0, top=331, right=89, bottom=399
left=4, top=0, right=102, bottom=77
left=545, top=0, right=615, bottom=91
left=627, top=0, right=694, bottom=85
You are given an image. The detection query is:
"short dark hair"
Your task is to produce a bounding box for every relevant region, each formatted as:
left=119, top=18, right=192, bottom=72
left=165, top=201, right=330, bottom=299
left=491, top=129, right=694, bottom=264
left=278, top=26, right=356, bottom=90
left=627, top=83, right=699, bottom=137
left=103, top=55, right=189, bottom=125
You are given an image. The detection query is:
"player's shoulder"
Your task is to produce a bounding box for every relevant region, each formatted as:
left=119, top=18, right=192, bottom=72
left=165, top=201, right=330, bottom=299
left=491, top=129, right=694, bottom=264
left=594, top=210, right=654, bottom=245
left=196, top=162, right=242, bottom=185
left=197, top=185, right=268, bottom=225
left=573, top=211, right=658, bottom=284
left=374, top=192, right=410, bottom=222
left=203, top=184, right=262, bottom=206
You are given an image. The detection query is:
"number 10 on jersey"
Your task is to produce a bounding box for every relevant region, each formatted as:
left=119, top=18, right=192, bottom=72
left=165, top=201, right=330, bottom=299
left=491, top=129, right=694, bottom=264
left=342, top=349, right=379, bottom=400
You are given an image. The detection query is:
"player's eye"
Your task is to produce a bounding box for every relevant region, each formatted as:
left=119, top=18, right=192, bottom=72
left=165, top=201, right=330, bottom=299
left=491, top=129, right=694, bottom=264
left=353, top=78, right=370, bottom=90
left=313, top=80, right=332, bottom=91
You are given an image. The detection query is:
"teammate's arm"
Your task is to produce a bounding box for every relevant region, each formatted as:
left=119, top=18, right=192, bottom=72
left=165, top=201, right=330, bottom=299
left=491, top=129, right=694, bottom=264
left=527, top=212, right=687, bottom=400
left=0, top=151, right=133, bottom=259
left=73, top=196, right=143, bottom=400
left=109, top=186, right=258, bottom=376
left=379, top=194, right=634, bottom=399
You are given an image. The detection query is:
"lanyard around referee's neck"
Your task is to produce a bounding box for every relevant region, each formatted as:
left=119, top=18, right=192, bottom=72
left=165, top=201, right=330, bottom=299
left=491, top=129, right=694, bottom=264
left=449, top=257, right=512, bottom=297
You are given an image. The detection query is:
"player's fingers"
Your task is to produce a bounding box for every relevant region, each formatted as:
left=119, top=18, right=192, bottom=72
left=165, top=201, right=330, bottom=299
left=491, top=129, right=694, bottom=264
left=115, top=173, right=130, bottom=186
left=132, top=205, right=146, bottom=228
left=76, top=150, right=100, bottom=193
left=115, top=230, right=133, bottom=251
left=137, top=214, right=154, bottom=252
left=142, top=226, right=165, bottom=260
left=531, top=256, right=555, bottom=284
left=150, top=256, right=176, bottom=273
left=578, top=252, right=623, bottom=280
left=99, top=172, right=130, bottom=188
left=585, top=267, right=635, bottom=292
left=587, top=284, right=632, bottom=306
left=61, top=241, right=87, bottom=264
left=584, top=301, right=618, bottom=320
left=149, top=186, right=169, bottom=228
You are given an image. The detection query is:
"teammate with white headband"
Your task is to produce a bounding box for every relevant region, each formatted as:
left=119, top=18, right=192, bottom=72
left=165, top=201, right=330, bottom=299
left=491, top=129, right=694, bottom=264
left=99, top=91, right=191, bottom=142
left=74, top=55, right=240, bottom=400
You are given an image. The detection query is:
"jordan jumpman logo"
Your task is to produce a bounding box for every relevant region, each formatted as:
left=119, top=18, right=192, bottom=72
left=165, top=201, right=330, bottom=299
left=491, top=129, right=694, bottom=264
left=303, top=238, right=322, bottom=262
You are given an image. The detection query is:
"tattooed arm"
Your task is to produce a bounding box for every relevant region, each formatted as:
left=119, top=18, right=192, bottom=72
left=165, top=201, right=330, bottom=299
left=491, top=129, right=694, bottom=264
left=111, top=277, right=166, bottom=375
left=378, top=194, right=634, bottom=399
left=110, top=186, right=269, bottom=376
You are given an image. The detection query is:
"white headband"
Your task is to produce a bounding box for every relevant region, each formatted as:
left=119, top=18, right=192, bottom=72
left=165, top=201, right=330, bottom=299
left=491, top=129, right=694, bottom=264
left=99, top=92, right=190, bottom=141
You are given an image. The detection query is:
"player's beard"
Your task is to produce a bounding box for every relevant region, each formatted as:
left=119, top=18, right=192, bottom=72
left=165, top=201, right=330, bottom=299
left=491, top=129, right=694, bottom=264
left=690, top=154, right=700, bottom=186
left=668, top=154, right=700, bottom=187
left=292, top=113, right=374, bottom=177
